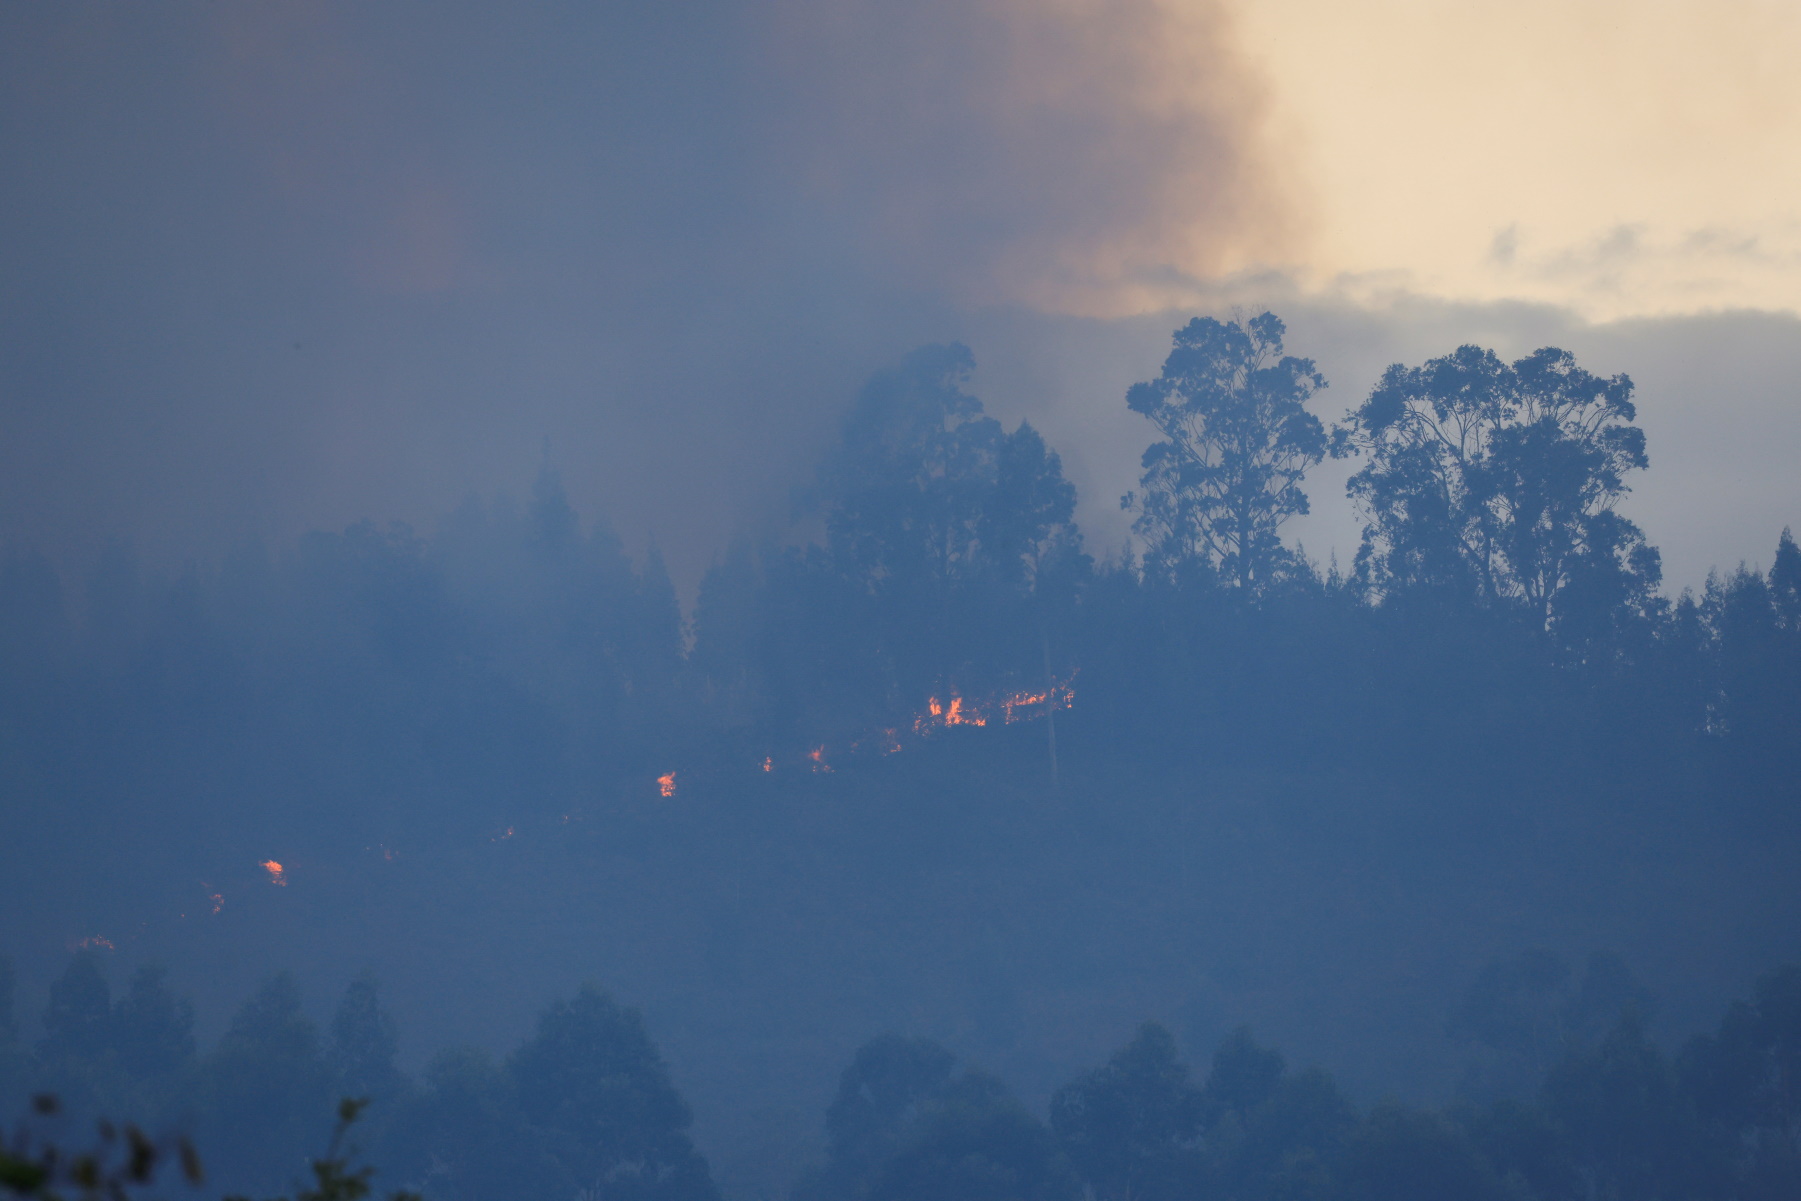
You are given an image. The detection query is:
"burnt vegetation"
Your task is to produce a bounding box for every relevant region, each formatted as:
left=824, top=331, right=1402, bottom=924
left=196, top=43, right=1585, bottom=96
left=3, top=313, right=1800, bottom=1200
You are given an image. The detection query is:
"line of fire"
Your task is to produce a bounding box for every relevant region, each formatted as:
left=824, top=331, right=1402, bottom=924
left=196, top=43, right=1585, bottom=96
left=656, top=675, right=1075, bottom=796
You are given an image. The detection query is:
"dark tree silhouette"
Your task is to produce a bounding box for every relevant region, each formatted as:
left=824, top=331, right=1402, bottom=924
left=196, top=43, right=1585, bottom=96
left=1448, top=950, right=1656, bottom=1104
left=822, top=1035, right=958, bottom=1183
left=867, top=1072, right=1076, bottom=1201
left=25, top=958, right=196, bottom=1127
left=35, top=957, right=110, bottom=1070
left=1334, top=1104, right=1510, bottom=1201
left=108, top=966, right=196, bottom=1089
left=819, top=344, right=1079, bottom=593
left=384, top=1047, right=568, bottom=1201
left=1680, top=963, right=1801, bottom=1197
left=1189, top=1028, right=1354, bottom=1201
left=1050, top=1022, right=1201, bottom=1201
left=1772, top=527, right=1801, bottom=628
left=800, top=1036, right=1076, bottom=1201
left=193, top=974, right=336, bottom=1198
left=1334, top=345, right=1659, bottom=639
left=329, top=980, right=403, bottom=1107
left=1198, top=1028, right=1285, bottom=1120
left=507, top=986, right=718, bottom=1201
left=1707, top=537, right=1801, bottom=790
left=1542, top=1009, right=1714, bottom=1201
left=768, top=342, right=1087, bottom=720
left=1123, top=313, right=1326, bottom=587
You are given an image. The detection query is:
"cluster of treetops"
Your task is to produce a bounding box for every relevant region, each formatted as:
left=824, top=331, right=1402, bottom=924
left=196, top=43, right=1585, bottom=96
left=2, top=312, right=1796, bottom=850
left=3, top=950, right=1800, bottom=1201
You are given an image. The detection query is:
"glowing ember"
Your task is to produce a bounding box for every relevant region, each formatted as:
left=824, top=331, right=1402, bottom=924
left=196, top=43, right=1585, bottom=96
left=209, top=892, right=224, bottom=914
left=745, top=677, right=1080, bottom=778
left=259, top=859, right=286, bottom=886
left=73, top=935, right=115, bottom=951
left=658, top=771, right=677, bottom=798
left=910, top=676, right=1076, bottom=736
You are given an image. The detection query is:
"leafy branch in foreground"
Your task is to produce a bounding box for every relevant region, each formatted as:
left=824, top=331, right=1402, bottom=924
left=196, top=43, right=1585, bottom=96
left=225, top=1099, right=415, bottom=1201
left=2, top=1096, right=415, bottom=1201
left=1, top=1093, right=201, bottom=1200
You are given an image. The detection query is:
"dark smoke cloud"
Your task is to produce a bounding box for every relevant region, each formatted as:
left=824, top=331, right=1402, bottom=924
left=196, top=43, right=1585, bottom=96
left=4, top=4, right=1790, bottom=597
left=748, top=0, right=1284, bottom=307
left=0, top=1, right=1277, bottom=591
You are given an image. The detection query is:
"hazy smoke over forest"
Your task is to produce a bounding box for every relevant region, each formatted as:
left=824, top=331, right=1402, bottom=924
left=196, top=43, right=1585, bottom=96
left=0, top=0, right=1289, bottom=588
left=3, top=6, right=1801, bottom=1201
left=4, top=3, right=1798, bottom=590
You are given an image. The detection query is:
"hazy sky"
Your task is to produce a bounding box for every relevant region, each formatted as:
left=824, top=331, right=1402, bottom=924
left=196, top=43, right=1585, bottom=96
left=1228, top=0, right=1801, bottom=319
left=1, top=0, right=1796, bottom=594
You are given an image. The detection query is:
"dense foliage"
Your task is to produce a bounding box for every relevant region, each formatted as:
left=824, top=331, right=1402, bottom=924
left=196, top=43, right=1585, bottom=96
left=7, top=959, right=1800, bottom=1201
left=0, top=968, right=707, bottom=1201
left=2, top=317, right=1794, bottom=844
left=2, top=312, right=1797, bottom=1198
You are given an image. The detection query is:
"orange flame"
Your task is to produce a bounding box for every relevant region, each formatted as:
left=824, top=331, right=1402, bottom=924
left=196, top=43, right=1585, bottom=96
left=749, top=676, right=1079, bottom=776
left=911, top=676, right=1075, bottom=735
left=209, top=892, right=225, bottom=914
left=259, top=859, right=286, bottom=886
left=658, top=771, right=677, bottom=798
left=948, top=696, right=986, bottom=726
left=917, top=692, right=987, bottom=729
left=73, top=935, right=115, bottom=951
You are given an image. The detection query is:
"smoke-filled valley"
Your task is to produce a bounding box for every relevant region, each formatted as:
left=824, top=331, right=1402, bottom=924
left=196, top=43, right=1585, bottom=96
left=4, top=318, right=1801, bottom=1201
left=6, top=5, right=1801, bottom=1201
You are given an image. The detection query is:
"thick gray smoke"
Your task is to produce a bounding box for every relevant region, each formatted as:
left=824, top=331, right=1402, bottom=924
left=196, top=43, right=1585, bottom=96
left=2, top=2, right=1793, bottom=597
left=0, top=0, right=1277, bottom=590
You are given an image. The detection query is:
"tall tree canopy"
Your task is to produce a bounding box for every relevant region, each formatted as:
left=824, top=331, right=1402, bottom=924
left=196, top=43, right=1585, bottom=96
left=1123, top=313, right=1327, bottom=587
left=508, top=985, right=718, bottom=1201
left=329, top=977, right=404, bottom=1104
left=798, top=1036, right=1074, bottom=1201
left=1050, top=1023, right=1201, bottom=1201
left=1333, top=345, right=1659, bottom=638
left=790, top=342, right=1087, bottom=719
left=819, top=343, right=1080, bottom=594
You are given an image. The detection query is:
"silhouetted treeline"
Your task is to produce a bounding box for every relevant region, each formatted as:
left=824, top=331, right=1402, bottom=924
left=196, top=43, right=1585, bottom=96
left=2, top=315, right=1795, bottom=848
left=0, top=958, right=713, bottom=1201
left=2, top=313, right=1798, bottom=1198
left=6, top=951, right=1800, bottom=1201
left=798, top=959, right=1801, bottom=1201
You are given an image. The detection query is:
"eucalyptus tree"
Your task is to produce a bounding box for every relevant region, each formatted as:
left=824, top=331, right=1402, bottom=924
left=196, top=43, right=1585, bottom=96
left=1334, top=344, right=1660, bottom=638
left=1123, top=312, right=1327, bottom=588
left=819, top=342, right=1080, bottom=594
left=806, top=342, right=1086, bottom=712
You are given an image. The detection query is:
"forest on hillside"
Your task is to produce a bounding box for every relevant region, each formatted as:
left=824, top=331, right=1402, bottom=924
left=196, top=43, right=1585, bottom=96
left=5, top=316, right=1796, bottom=837
left=5, top=950, right=1801, bottom=1201
left=3, top=313, right=1799, bottom=1200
